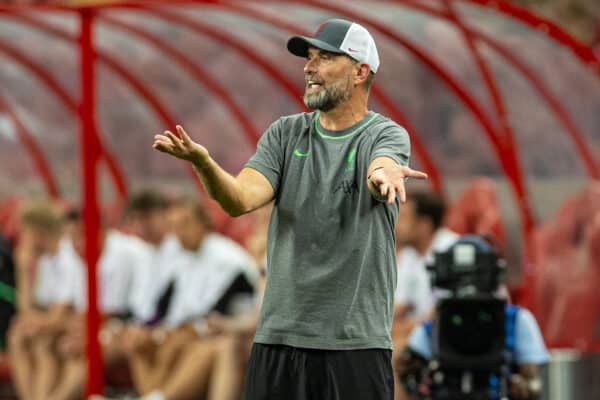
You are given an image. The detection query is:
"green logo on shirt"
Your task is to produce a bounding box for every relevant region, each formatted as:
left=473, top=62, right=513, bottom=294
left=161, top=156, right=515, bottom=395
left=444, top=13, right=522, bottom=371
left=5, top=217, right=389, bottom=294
left=293, top=149, right=309, bottom=158
left=346, top=148, right=357, bottom=171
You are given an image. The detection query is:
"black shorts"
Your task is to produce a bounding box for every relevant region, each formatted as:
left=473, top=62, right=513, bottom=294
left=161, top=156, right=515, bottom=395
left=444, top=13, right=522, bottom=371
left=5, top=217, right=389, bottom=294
left=241, top=343, right=394, bottom=400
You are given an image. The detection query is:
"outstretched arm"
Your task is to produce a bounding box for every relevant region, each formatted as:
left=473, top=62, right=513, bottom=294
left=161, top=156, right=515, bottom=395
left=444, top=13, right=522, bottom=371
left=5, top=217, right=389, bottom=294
left=153, top=125, right=274, bottom=216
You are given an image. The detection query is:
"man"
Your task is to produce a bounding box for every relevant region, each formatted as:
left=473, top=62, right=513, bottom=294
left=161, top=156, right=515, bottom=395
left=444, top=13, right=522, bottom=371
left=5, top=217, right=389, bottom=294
left=120, top=188, right=181, bottom=325
left=397, top=235, right=548, bottom=400
left=7, top=200, right=77, bottom=400
left=39, top=214, right=149, bottom=400
left=153, top=18, right=427, bottom=400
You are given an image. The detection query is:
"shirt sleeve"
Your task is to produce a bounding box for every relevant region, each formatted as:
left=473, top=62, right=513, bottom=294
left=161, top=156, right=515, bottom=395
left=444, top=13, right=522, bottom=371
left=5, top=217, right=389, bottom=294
left=408, top=324, right=433, bottom=359
left=370, top=124, right=410, bottom=167
left=514, top=308, right=550, bottom=364
left=244, top=119, right=285, bottom=195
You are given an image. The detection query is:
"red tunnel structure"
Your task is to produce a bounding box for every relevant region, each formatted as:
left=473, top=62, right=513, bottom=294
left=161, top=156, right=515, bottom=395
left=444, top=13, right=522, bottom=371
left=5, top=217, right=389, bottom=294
left=0, top=0, right=599, bottom=395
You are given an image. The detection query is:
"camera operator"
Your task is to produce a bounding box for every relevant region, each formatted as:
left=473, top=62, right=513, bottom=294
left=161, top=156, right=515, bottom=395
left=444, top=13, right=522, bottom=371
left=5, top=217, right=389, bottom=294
left=395, top=235, right=548, bottom=400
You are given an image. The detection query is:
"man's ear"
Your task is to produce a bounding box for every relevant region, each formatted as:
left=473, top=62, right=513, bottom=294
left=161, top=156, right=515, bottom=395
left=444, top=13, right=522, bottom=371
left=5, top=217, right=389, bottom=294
left=354, top=63, right=370, bottom=85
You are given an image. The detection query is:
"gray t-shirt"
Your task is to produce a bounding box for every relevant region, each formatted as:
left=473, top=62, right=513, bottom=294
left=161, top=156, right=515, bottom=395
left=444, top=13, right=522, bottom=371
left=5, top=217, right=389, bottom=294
left=246, top=111, right=410, bottom=350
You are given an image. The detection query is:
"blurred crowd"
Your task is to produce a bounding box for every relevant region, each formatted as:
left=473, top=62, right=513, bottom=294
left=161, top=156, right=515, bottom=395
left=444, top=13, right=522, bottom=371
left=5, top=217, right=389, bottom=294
left=1, top=189, right=271, bottom=400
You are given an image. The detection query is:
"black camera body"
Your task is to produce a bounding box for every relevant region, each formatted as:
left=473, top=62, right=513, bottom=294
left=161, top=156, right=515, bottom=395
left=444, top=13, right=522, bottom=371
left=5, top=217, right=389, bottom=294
left=424, top=235, right=511, bottom=400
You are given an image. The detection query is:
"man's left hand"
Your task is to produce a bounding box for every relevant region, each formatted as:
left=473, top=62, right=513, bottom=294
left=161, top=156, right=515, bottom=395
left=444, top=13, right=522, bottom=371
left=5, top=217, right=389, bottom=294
left=368, top=164, right=427, bottom=204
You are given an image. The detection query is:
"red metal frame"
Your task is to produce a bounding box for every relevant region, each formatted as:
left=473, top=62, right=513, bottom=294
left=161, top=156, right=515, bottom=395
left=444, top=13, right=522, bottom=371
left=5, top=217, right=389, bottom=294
left=7, top=12, right=207, bottom=193
left=443, top=0, right=535, bottom=251
left=98, top=15, right=261, bottom=144
left=79, top=9, right=103, bottom=396
left=389, top=0, right=600, bottom=180
left=462, top=0, right=600, bottom=78
left=0, top=97, right=59, bottom=198
left=0, top=25, right=127, bottom=202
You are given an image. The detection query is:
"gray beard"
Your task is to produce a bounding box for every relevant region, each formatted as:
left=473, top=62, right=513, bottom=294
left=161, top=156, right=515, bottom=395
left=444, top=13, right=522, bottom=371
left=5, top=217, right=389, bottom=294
left=303, top=79, right=350, bottom=111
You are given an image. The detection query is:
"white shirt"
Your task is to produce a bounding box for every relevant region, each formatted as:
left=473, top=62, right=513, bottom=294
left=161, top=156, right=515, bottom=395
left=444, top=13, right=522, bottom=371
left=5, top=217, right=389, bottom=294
left=164, top=233, right=257, bottom=327
left=65, top=230, right=145, bottom=314
left=34, top=238, right=79, bottom=307
left=394, top=228, right=459, bottom=318
left=127, top=233, right=182, bottom=322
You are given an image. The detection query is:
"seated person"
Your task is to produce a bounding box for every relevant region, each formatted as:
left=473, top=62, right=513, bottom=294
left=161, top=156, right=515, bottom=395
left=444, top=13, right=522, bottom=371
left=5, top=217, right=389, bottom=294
left=396, top=235, right=548, bottom=400
left=100, top=189, right=182, bottom=361
left=7, top=200, right=77, bottom=400
left=118, top=199, right=258, bottom=400
left=34, top=213, right=150, bottom=400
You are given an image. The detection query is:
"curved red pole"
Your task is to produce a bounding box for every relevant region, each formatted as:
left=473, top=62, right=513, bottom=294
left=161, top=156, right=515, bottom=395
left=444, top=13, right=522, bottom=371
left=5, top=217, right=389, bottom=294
left=443, top=0, right=534, bottom=250
left=1, top=0, right=599, bottom=77
left=0, top=24, right=127, bottom=202
left=389, top=0, right=600, bottom=180
left=79, top=9, right=103, bottom=396
left=460, top=0, right=600, bottom=79
left=143, top=6, right=307, bottom=109
left=0, top=96, right=59, bottom=198
left=6, top=13, right=204, bottom=193
left=143, top=6, right=442, bottom=193
left=98, top=15, right=261, bottom=144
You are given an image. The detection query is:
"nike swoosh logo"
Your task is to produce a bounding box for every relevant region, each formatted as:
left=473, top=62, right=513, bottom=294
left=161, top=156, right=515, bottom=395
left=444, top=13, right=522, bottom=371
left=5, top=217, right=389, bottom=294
left=347, top=48, right=360, bottom=53
left=293, top=149, right=309, bottom=157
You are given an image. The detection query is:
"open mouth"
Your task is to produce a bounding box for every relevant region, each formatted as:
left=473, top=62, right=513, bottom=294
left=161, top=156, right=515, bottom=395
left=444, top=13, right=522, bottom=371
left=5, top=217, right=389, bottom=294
left=306, top=80, right=323, bottom=89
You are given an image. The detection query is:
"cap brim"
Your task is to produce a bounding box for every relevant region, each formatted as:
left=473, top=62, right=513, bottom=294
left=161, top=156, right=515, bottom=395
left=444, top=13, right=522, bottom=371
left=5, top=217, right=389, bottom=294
left=287, top=36, right=346, bottom=58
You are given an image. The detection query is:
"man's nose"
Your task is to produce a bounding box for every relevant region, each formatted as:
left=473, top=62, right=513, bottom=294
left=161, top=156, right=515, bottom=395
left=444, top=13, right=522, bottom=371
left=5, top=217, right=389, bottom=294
left=304, top=58, right=317, bottom=74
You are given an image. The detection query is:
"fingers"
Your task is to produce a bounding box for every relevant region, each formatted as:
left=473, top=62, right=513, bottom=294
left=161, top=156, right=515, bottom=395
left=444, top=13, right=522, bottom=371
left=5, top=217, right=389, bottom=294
left=405, top=167, right=428, bottom=180
left=397, top=180, right=407, bottom=204
left=164, top=130, right=184, bottom=150
left=153, top=130, right=186, bottom=156
left=176, top=125, right=192, bottom=145
left=152, top=134, right=174, bottom=150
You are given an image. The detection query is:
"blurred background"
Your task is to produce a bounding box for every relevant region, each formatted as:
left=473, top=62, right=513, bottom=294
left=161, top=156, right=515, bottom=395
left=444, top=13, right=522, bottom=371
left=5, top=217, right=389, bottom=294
left=0, top=0, right=598, bottom=399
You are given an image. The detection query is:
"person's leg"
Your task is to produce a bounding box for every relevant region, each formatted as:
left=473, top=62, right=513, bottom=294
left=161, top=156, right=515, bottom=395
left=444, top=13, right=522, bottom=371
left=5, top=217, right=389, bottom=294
left=129, top=329, right=191, bottom=394
left=48, top=327, right=128, bottom=400
left=7, top=319, right=34, bottom=400
left=31, top=333, right=61, bottom=400
left=46, top=357, right=85, bottom=400
left=322, top=348, right=394, bottom=400
left=129, top=347, right=159, bottom=395
left=158, top=338, right=218, bottom=400
left=207, top=334, right=250, bottom=400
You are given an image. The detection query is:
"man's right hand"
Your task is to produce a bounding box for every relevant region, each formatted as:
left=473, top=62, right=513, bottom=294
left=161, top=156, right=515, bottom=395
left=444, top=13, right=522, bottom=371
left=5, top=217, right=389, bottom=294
left=153, top=125, right=209, bottom=165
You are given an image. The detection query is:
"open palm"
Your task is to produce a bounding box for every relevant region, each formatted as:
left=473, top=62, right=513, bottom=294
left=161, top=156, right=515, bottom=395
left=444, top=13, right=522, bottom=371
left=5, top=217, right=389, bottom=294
left=152, top=125, right=208, bottom=163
